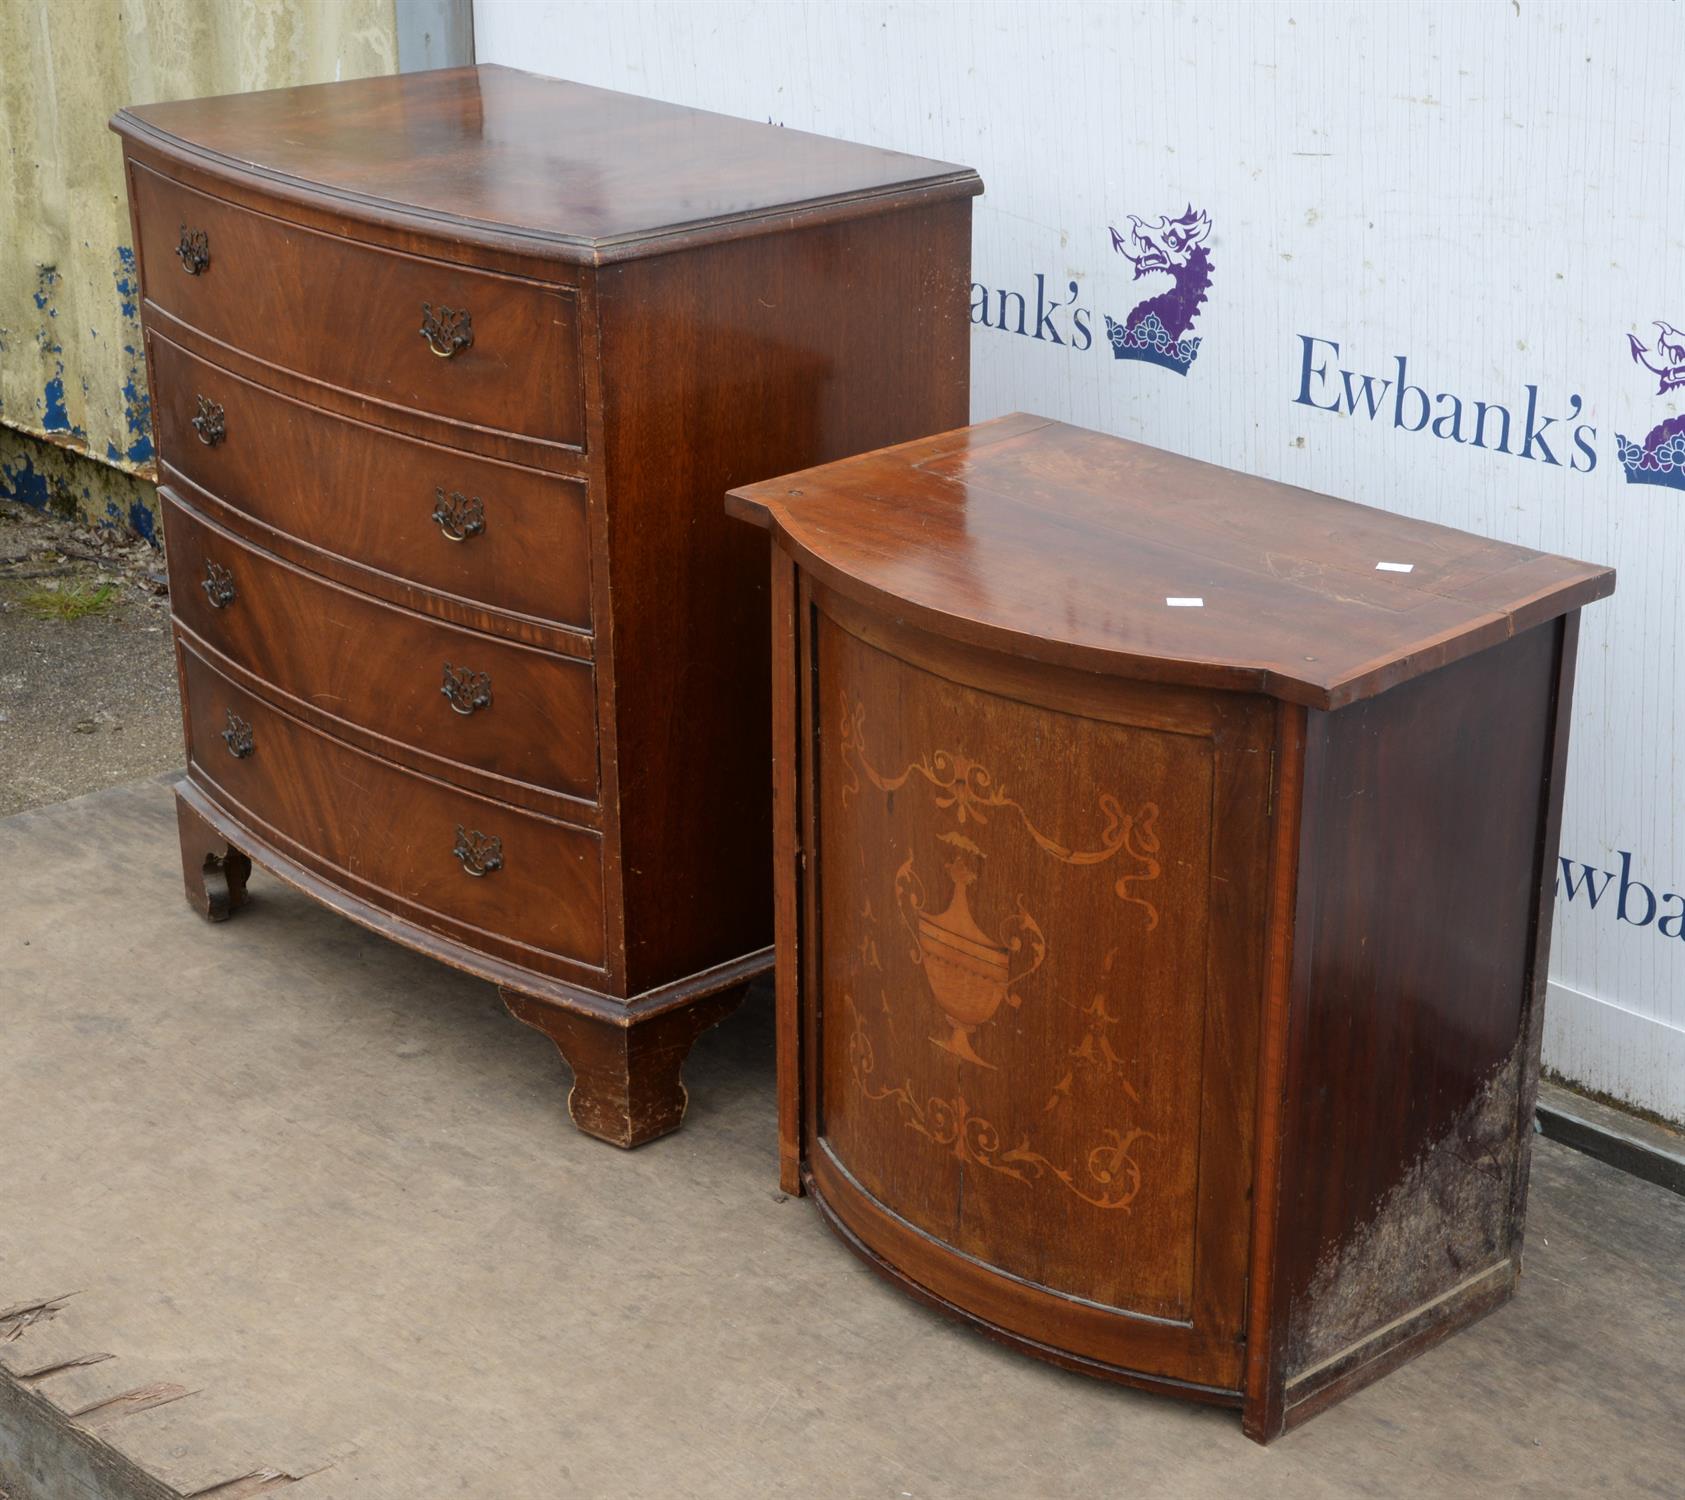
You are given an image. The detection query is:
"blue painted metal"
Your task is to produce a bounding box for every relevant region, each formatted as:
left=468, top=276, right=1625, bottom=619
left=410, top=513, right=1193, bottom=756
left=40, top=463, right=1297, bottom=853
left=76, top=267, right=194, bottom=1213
left=0, top=451, right=52, bottom=511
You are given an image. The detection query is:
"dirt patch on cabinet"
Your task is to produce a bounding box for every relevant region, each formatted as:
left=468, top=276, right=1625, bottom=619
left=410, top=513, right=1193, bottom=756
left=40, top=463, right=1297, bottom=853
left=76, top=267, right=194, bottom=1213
left=1288, top=1043, right=1523, bottom=1375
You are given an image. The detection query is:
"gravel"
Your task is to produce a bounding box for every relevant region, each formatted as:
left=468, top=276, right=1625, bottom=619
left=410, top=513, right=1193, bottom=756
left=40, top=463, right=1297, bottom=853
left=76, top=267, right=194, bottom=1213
left=0, top=497, right=182, bottom=817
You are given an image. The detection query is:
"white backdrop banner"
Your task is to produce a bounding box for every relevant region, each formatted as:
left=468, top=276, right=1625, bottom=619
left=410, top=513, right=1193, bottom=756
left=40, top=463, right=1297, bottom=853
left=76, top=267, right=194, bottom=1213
left=475, top=0, right=1685, bottom=1122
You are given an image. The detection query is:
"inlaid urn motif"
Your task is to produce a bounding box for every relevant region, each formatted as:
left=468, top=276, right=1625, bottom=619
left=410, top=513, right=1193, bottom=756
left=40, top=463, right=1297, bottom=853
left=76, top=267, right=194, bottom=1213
left=917, top=855, right=1005, bottom=1062
left=903, top=837, right=1043, bottom=1069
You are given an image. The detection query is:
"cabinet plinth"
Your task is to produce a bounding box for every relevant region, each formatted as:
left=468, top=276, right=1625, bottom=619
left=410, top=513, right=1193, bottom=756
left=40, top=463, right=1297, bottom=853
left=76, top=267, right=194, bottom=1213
left=729, top=413, right=1615, bottom=1439
left=112, top=65, right=980, bottom=1145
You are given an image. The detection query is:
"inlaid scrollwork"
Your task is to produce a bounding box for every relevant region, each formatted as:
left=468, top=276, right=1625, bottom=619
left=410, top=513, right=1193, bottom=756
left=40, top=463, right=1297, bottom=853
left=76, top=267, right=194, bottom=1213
left=847, top=995, right=1150, bottom=1212
left=836, top=692, right=1163, bottom=1208
left=839, top=695, right=1162, bottom=928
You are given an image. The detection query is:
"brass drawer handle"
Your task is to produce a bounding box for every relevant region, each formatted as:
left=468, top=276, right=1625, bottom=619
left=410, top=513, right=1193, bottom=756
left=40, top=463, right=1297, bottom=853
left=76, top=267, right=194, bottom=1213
left=221, top=710, right=254, bottom=759
left=432, top=487, right=485, bottom=542
left=177, top=226, right=210, bottom=275
left=452, top=826, right=502, bottom=877
left=192, top=395, right=225, bottom=446
left=441, top=662, right=492, bottom=715
left=202, top=560, right=236, bottom=609
left=420, top=303, right=473, bottom=358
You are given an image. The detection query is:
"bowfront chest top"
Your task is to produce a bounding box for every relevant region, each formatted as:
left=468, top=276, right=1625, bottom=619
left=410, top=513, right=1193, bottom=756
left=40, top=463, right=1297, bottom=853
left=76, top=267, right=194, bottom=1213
left=727, top=414, right=1615, bottom=1442
left=111, top=66, right=980, bottom=1146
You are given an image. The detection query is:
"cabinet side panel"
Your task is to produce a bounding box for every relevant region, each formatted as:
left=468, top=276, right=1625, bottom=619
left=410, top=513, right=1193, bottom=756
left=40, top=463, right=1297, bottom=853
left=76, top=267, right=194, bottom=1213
left=1276, top=619, right=1561, bottom=1384
left=595, top=201, right=974, bottom=994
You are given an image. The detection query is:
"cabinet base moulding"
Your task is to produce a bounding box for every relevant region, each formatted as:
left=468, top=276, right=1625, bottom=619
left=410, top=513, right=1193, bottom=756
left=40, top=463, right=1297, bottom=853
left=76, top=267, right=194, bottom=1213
left=806, top=1169, right=1247, bottom=1413
left=1262, top=1259, right=1516, bottom=1440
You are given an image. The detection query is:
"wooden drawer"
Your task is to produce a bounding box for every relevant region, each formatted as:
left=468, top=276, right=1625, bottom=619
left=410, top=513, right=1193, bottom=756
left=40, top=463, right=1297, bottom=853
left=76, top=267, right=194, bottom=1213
left=181, top=644, right=606, bottom=971
left=151, top=334, right=592, bottom=634
left=165, top=490, right=598, bottom=807
left=132, top=162, right=584, bottom=449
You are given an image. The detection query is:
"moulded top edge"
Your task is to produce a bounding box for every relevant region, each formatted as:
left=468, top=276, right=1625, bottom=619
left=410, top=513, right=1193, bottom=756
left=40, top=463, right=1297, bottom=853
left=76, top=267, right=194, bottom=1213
left=109, top=66, right=983, bottom=266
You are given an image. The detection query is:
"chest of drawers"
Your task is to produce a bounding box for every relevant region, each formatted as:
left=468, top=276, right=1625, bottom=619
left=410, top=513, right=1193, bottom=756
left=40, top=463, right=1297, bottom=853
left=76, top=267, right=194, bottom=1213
left=112, top=66, right=980, bottom=1146
left=729, top=415, right=1614, bottom=1439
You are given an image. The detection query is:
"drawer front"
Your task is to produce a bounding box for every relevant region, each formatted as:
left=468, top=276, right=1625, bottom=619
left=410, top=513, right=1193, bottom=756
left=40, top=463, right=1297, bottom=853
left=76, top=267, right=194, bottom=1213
left=133, top=163, right=584, bottom=448
left=165, top=491, right=598, bottom=806
left=182, top=645, right=606, bottom=970
left=151, top=334, right=592, bottom=632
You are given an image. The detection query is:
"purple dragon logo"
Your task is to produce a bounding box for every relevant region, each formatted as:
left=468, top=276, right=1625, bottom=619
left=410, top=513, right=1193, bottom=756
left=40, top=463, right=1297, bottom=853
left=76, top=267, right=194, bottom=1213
left=1104, top=205, right=1214, bottom=375
left=1618, top=320, right=1685, bottom=489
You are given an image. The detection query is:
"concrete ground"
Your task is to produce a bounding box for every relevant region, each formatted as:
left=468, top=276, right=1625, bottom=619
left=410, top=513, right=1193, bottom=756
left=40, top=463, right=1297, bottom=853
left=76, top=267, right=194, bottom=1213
left=1, top=778, right=1683, bottom=1499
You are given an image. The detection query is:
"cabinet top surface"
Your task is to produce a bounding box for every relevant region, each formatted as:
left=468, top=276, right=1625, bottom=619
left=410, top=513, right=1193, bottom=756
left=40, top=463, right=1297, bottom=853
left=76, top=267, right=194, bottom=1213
left=728, top=413, right=1615, bottom=709
left=112, top=65, right=980, bottom=259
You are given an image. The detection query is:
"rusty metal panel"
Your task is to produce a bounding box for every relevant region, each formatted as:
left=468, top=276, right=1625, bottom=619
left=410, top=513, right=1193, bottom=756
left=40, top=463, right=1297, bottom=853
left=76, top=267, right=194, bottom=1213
left=0, top=0, right=399, bottom=532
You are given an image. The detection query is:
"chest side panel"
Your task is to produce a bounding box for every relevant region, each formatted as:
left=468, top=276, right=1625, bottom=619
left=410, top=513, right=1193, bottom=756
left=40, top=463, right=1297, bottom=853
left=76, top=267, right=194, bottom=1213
left=595, top=200, right=975, bottom=993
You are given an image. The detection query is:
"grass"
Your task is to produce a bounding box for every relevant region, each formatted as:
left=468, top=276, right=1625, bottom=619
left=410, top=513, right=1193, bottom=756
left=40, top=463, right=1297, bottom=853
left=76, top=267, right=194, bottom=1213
left=19, top=579, right=120, bottom=620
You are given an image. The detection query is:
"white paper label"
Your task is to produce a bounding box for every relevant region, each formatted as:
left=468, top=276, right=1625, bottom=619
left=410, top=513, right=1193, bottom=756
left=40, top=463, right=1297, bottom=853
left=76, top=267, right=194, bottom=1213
left=1375, top=561, right=1415, bottom=573
left=1165, top=597, right=1205, bottom=607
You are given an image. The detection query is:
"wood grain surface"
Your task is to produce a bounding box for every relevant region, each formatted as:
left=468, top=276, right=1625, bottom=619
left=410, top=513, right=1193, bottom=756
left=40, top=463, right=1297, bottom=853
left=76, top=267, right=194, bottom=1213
left=750, top=415, right=1610, bottom=1437
left=150, top=331, right=593, bottom=637
left=113, top=64, right=981, bottom=260
left=729, top=414, right=1615, bottom=709
left=131, top=160, right=585, bottom=447
left=164, top=490, right=600, bottom=811
left=117, top=67, right=979, bottom=1145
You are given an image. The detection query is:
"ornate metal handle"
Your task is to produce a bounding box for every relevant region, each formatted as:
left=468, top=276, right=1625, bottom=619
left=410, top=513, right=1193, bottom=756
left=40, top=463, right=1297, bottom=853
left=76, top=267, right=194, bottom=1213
left=221, top=710, right=254, bottom=759
left=192, top=395, right=225, bottom=446
left=177, top=226, right=210, bottom=275
left=452, top=826, right=502, bottom=877
left=202, top=560, right=236, bottom=609
left=432, top=488, right=485, bottom=542
left=441, top=662, right=492, bottom=715
left=420, top=303, right=473, bottom=358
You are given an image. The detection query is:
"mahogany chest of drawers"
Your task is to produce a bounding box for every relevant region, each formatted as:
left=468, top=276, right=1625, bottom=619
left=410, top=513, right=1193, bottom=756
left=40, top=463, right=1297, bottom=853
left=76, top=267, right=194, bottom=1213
left=112, top=66, right=980, bottom=1145
left=728, top=415, right=1614, bottom=1440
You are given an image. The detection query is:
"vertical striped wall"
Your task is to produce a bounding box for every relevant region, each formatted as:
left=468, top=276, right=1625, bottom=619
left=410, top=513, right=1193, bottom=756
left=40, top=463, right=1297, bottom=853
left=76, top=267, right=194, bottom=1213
left=478, top=0, right=1685, bottom=1122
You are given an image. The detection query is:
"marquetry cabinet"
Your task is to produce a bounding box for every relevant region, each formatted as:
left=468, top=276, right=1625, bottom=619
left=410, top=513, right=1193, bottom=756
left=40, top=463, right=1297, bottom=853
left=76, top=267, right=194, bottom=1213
left=728, top=415, right=1615, bottom=1440
left=112, top=66, right=980, bottom=1145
